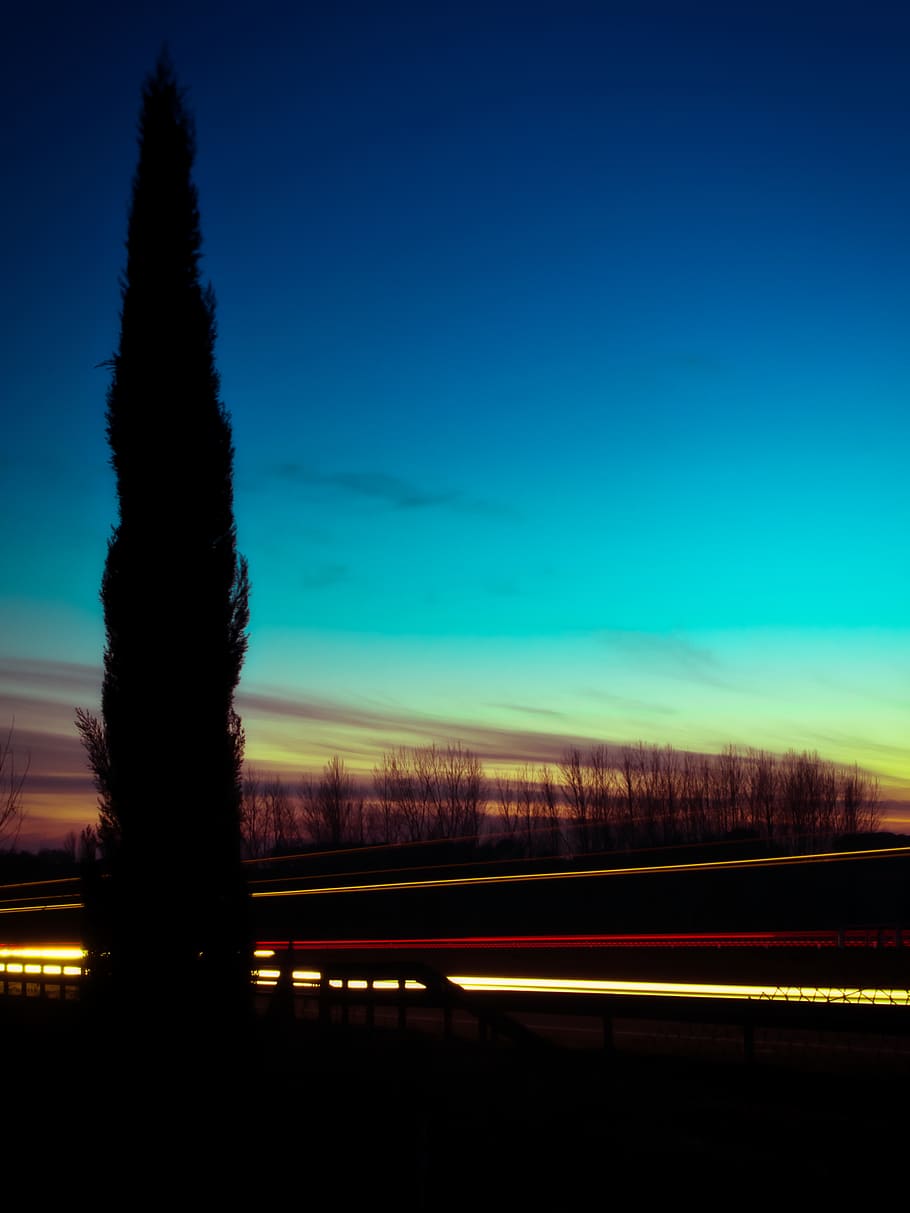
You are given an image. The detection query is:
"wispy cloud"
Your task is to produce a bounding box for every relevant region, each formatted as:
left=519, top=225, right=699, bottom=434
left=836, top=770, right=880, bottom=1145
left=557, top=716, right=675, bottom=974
left=272, top=462, right=514, bottom=518
left=595, top=629, right=733, bottom=689
left=578, top=686, right=679, bottom=716
left=275, top=463, right=456, bottom=509
left=0, top=656, right=101, bottom=702
left=299, top=562, right=350, bottom=590
left=240, top=687, right=683, bottom=770
left=804, top=730, right=910, bottom=768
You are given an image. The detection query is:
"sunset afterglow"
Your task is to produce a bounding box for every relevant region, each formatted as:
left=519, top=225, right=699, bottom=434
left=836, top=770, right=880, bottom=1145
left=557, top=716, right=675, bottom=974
left=3, top=6, right=909, bottom=846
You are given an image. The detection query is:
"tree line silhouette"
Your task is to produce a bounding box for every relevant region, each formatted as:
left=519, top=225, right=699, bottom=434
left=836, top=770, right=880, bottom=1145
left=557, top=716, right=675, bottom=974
left=241, top=740, right=880, bottom=860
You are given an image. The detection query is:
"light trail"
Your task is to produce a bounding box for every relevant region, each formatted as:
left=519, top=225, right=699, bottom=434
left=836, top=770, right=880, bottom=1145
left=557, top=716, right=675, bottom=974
left=252, top=932, right=910, bottom=1005
left=0, top=946, right=86, bottom=978
left=250, top=843, right=910, bottom=899
left=0, top=878, right=84, bottom=915
left=445, top=975, right=910, bottom=1005
left=254, top=928, right=909, bottom=951
left=3, top=941, right=905, bottom=1008
left=0, top=878, right=80, bottom=891
left=250, top=957, right=910, bottom=1006
left=246, top=833, right=784, bottom=889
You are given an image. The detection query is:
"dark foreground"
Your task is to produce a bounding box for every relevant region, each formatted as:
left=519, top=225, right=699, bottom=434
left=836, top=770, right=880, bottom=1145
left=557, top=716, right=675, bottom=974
left=5, top=1000, right=907, bottom=1206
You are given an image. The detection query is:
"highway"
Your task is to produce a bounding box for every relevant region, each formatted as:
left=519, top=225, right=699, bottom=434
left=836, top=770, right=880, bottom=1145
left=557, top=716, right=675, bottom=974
left=2, top=842, right=909, bottom=1014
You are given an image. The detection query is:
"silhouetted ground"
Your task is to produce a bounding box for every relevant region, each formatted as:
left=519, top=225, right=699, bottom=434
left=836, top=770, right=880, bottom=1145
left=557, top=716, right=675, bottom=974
left=8, top=1004, right=905, bottom=1205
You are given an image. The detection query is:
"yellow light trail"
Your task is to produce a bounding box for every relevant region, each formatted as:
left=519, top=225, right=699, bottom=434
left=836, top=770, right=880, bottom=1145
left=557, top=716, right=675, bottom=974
left=0, top=946, right=86, bottom=978
left=247, top=832, right=822, bottom=891
left=446, top=975, right=910, bottom=1005
left=250, top=844, right=910, bottom=899
left=259, top=966, right=910, bottom=1005
left=0, top=878, right=80, bottom=891
left=0, top=947, right=85, bottom=961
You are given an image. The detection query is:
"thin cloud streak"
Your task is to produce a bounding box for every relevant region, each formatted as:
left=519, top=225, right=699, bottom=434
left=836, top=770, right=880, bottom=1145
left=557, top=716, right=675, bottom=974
left=275, top=463, right=457, bottom=509
left=0, top=656, right=103, bottom=701
left=271, top=462, right=512, bottom=517
left=595, top=629, right=733, bottom=689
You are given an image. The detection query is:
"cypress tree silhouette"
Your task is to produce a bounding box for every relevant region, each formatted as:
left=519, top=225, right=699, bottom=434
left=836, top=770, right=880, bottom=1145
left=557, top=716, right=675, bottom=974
left=80, top=54, right=250, bottom=1039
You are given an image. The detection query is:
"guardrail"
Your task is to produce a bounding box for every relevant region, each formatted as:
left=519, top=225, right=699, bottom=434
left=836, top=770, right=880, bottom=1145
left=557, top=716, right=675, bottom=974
left=0, top=947, right=85, bottom=1003
left=252, top=945, right=910, bottom=1064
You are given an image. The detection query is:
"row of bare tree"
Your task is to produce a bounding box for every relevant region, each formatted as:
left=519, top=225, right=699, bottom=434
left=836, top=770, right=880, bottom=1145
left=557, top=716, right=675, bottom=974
left=540, top=743, right=880, bottom=852
left=240, top=740, right=881, bottom=859
left=241, top=743, right=484, bottom=857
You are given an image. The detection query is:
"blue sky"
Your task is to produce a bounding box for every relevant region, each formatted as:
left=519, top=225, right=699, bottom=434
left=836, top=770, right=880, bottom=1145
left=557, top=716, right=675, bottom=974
left=2, top=1, right=909, bottom=845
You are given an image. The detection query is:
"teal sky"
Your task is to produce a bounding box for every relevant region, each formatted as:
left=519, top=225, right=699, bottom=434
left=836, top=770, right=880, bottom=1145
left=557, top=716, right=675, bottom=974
left=2, top=1, right=909, bottom=845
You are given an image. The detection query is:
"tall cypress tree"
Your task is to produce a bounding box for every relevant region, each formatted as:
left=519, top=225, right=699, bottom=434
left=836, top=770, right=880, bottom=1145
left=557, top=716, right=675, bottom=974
left=82, top=54, right=250, bottom=1032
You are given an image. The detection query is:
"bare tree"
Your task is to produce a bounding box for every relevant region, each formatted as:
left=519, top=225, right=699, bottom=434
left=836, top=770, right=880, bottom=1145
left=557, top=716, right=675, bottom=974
left=0, top=723, right=28, bottom=850
left=545, top=765, right=566, bottom=853
left=512, top=764, right=541, bottom=856
left=718, top=744, right=744, bottom=834
left=241, top=767, right=266, bottom=859
left=79, top=825, right=99, bottom=863
left=62, top=831, right=78, bottom=864
left=559, top=747, right=589, bottom=853
left=838, top=763, right=881, bottom=835
left=439, top=743, right=484, bottom=839
left=657, top=745, right=679, bottom=842
left=745, top=748, right=777, bottom=840
left=373, top=747, right=423, bottom=840
left=300, top=755, right=361, bottom=848
left=587, top=745, right=616, bottom=849
left=619, top=746, right=639, bottom=840
left=402, top=743, right=485, bottom=842
left=263, top=775, right=297, bottom=852
left=495, top=774, right=521, bottom=839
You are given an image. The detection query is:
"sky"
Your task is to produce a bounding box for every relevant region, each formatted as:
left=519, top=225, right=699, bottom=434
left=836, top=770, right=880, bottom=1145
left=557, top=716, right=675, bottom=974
left=2, top=0, right=909, bottom=846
